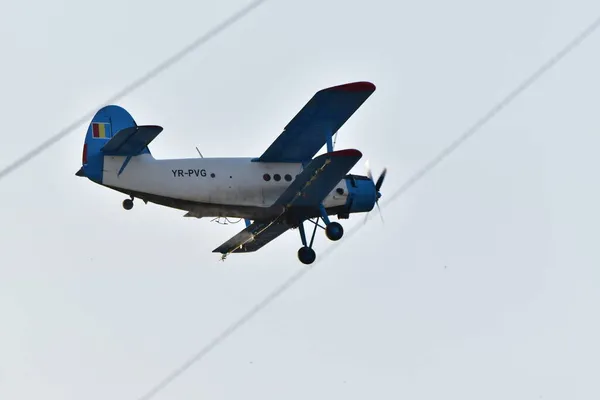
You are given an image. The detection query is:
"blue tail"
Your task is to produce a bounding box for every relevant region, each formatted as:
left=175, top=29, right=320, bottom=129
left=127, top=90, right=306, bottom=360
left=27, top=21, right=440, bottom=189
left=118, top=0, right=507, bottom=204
left=76, top=105, right=147, bottom=184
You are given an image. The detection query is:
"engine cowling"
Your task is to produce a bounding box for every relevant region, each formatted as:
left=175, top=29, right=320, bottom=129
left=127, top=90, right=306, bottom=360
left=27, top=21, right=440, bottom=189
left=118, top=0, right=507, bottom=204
left=342, top=174, right=377, bottom=214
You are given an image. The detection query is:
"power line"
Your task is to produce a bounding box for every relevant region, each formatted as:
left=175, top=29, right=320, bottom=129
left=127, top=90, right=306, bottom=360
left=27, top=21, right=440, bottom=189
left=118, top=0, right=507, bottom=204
left=0, top=0, right=270, bottom=182
left=131, top=13, right=600, bottom=400
left=380, top=13, right=600, bottom=209
left=135, top=266, right=310, bottom=400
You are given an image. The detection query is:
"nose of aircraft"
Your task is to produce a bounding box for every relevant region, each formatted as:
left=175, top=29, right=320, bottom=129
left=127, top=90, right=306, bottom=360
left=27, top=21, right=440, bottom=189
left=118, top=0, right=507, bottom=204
left=365, top=161, right=387, bottom=206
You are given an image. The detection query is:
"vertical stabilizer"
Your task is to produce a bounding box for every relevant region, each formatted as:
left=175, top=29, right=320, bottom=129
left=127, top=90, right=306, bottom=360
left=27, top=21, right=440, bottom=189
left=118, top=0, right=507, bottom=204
left=78, top=105, right=138, bottom=184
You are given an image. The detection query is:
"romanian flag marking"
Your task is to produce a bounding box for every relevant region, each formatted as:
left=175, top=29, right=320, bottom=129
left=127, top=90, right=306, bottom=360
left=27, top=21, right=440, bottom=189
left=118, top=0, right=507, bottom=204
left=92, top=122, right=110, bottom=139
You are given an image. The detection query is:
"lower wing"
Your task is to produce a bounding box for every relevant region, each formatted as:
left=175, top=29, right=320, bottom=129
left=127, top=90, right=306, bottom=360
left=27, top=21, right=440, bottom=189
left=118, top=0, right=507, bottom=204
left=212, top=149, right=362, bottom=256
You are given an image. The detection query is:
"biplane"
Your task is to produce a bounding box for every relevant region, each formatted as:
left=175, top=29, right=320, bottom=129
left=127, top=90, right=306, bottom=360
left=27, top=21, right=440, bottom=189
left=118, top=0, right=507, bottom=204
left=75, top=81, right=386, bottom=264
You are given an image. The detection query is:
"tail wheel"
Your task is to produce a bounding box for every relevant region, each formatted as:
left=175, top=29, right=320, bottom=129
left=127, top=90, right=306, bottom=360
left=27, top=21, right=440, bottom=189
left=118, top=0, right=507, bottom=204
left=122, top=199, right=133, bottom=210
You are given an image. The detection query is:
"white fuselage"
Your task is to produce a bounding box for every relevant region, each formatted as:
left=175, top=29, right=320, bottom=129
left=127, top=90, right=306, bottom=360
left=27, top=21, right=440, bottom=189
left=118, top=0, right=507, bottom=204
left=102, top=154, right=349, bottom=211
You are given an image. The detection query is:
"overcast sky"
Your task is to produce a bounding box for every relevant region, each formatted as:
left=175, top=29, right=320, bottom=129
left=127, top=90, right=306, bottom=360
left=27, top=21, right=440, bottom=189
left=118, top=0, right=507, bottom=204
left=1, top=0, right=600, bottom=399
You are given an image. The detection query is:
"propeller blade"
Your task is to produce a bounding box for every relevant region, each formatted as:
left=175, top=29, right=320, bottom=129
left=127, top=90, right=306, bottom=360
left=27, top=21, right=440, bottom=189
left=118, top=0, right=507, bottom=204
left=375, top=200, right=384, bottom=223
left=363, top=162, right=387, bottom=225
left=365, top=160, right=373, bottom=182
left=375, top=168, right=387, bottom=191
left=363, top=200, right=384, bottom=225
left=363, top=212, right=370, bottom=225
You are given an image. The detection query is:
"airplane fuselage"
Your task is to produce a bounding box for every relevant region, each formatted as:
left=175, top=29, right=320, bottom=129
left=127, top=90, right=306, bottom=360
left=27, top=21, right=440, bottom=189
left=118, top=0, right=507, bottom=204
left=96, top=154, right=374, bottom=221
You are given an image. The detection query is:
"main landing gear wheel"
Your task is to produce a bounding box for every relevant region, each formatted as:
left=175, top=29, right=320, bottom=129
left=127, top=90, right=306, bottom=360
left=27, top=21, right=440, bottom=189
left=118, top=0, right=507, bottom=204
left=295, top=209, right=346, bottom=264
left=298, top=246, right=316, bottom=265
left=122, top=198, right=133, bottom=210
left=325, top=222, right=344, bottom=241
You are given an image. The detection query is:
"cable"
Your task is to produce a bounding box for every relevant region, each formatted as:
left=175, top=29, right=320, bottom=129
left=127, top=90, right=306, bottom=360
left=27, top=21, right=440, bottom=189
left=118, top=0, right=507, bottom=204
left=379, top=13, right=600, bottom=210
left=0, top=0, right=270, bottom=182
left=131, top=13, right=600, bottom=400
left=135, top=266, right=310, bottom=400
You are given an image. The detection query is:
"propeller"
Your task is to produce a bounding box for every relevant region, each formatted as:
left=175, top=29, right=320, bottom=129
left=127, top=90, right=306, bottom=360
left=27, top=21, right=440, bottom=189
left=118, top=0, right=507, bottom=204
left=364, top=161, right=387, bottom=224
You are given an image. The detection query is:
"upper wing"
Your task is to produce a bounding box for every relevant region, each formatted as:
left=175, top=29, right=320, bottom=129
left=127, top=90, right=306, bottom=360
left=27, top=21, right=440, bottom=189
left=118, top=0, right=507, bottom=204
left=256, top=81, right=376, bottom=163
left=212, top=149, right=362, bottom=256
left=101, top=125, right=163, bottom=156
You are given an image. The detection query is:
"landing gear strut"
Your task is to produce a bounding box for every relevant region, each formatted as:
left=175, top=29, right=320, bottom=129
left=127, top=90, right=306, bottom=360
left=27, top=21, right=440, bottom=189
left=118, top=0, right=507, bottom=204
left=122, top=197, right=134, bottom=210
left=296, top=206, right=344, bottom=264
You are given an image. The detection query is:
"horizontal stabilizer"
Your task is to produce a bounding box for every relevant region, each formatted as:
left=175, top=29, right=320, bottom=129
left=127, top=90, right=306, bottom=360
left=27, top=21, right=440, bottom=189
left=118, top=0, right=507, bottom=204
left=101, top=125, right=163, bottom=156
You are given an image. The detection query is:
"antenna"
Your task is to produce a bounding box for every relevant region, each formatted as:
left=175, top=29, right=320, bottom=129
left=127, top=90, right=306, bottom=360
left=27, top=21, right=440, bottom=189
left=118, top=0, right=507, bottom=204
left=196, top=147, right=204, bottom=158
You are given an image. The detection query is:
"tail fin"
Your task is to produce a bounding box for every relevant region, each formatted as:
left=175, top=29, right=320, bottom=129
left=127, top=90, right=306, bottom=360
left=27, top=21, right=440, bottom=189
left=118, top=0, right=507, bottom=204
left=76, top=105, right=144, bottom=183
